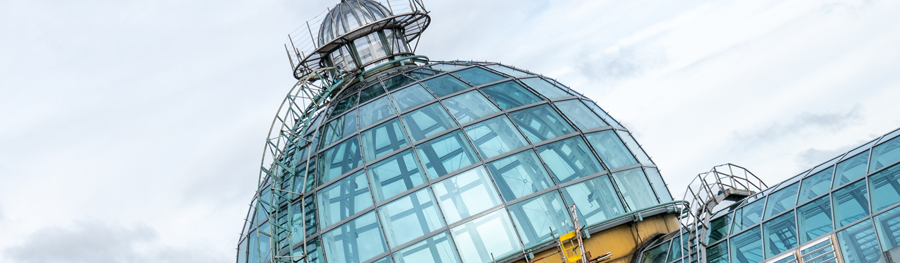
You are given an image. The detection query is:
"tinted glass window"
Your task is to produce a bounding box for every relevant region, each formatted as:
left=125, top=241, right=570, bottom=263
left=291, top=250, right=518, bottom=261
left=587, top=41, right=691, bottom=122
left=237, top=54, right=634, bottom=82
left=415, top=130, right=480, bottom=178
left=868, top=163, right=900, bottom=212
left=555, top=100, right=607, bottom=130
left=421, top=75, right=470, bottom=97
left=390, top=84, right=434, bottom=112
left=317, top=136, right=363, bottom=184
left=764, top=211, right=798, bottom=258
left=322, top=211, right=387, bottom=263
left=360, top=118, right=409, bottom=161
left=537, top=136, right=604, bottom=183
left=833, top=180, right=870, bottom=227
left=358, top=96, right=396, bottom=129
left=585, top=130, right=638, bottom=170
left=379, top=188, right=444, bottom=247
left=612, top=168, right=658, bottom=211
left=393, top=232, right=461, bottom=263
left=520, top=77, right=570, bottom=99
left=432, top=167, right=503, bottom=224
left=401, top=103, right=456, bottom=142
left=452, top=67, right=505, bottom=86
left=480, top=81, right=542, bottom=110
left=797, top=196, right=833, bottom=244
left=837, top=220, right=883, bottom=263
left=367, top=150, right=426, bottom=202
left=833, top=150, right=870, bottom=189
left=730, top=226, right=762, bottom=263
left=764, top=183, right=799, bottom=219
left=798, top=167, right=834, bottom=204
left=442, top=91, right=499, bottom=124
left=450, top=210, right=522, bottom=263
left=486, top=150, right=554, bottom=201
left=464, top=116, right=528, bottom=159
left=508, top=192, right=573, bottom=248
left=509, top=104, right=575, bottom=143
left=561, top=175, right=624, bottom=226
left=870, top=135, right=900, bottom=173
left=317, top=170, right=373, bottom=229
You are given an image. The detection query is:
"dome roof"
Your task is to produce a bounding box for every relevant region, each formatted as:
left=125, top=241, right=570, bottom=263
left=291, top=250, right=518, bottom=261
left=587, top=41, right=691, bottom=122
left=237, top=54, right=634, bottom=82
left=318, top=0, right=392, bottom=46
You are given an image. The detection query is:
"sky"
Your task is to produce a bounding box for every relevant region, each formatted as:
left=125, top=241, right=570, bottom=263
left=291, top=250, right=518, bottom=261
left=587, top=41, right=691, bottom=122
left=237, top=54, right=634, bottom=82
left=1, top=0, right=899, bottom=262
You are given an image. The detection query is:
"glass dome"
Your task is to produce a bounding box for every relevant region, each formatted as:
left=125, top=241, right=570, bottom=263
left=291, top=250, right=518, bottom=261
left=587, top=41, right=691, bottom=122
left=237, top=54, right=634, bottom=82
left=318, top=0, right=391, bottom=45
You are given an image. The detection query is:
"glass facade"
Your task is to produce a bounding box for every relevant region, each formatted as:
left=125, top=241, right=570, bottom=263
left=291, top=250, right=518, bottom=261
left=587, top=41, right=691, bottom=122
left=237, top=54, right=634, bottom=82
left=239, top=61, right=668, bottom=263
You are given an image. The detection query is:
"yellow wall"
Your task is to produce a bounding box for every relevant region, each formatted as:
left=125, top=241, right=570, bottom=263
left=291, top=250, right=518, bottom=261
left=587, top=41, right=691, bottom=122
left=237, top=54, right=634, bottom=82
left=518, top=213, right=681, bottom=263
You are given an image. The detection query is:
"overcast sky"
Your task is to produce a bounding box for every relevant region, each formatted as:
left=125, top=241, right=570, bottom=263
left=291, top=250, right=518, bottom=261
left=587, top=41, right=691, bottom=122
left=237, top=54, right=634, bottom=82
left=1, top=0, right=899, bottom=262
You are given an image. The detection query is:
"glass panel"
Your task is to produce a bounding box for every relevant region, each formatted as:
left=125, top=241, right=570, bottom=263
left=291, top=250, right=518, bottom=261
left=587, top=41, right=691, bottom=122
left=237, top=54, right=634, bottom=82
left=379, top=188, right=445, bottom=247
left=708, top=214, right=731, bottom=244
left=707, top=241, right=729, bottom=263
left=359, top=83, right=386, bottom=105
left=508, top=191, right=573, bottom=248
left=354, top=32, right=387, bottom=66
left=509, top=104, right=575, bottom=143
left=486, top=64, right=531, bottom=78
left=645, top=168, right=673, bottom=202
left=383, top=74, right=415, bottom=91
left=765, top=183, right=799, bottom=219
left=442, top=91, right=500, bottom=124
left=870, top=163, right=900, bottom=212
left=430, top=63, right=467, bottom=72
left=486, top=150, right=555, bottom=201
left=319, top=110, right=359, bottom=148
left=875, top=205, right=900, bottom=251
left=368, top=150, right=427, bottom=202
left=306, top=237, right=324, bottom=263
left=537, top=136, right=604, bottom=183
left=731, top=199, right=766, bottom=234
left=871, top=136, right=900, bottom=173
left=322, top=211, right=388, bottom=263
left=450, top=210, right=522, bottom=263
left=617, top=130, right=653, bottom=165
left=480, top=81, right=542, bottom=110
left=464, top=116, right=528, bottom=159
left=582, top=100, right=622, bottom=128
left=238, top=237, right=248, bottom=263
left=764, top=211, right=799, bottom=258
left=555, top=100, right=607, bottom=130
left=317, top=170, right=373, bottom=229
left=432, top=167, right=503, bottom=224
left=612, top=168, right=658, bottom=211
left=305, top=158, right=319, bottom=192
left=371, top=256, right=392, bottom=263
left=361, top=118, right=409, bottom=161
left=304, top=195, right=318, bottom=236
left=833, top=150, right=870, bottom=189
left=668, top=236, right=683, bottom=262
left=584, top=130, right=638, bottom=170
left=358, top=96, right=397, bottom=129
left=421, top=75, right=470, bottom=97
left=290, top=202, right=303, bottom=245
left=416, top=130, right=480, bottom=178
left=561, top=175, right=625, bottom=226
left=331, top=94, right=358, bottom=118
left=519, top=77, right=570, bottom=99
left=407, top=68, right=441, bottom=80
left=401, top=103, right=456, bottom=142
left=318, top=136, right=363, bottom=184
left=451, top=67, right=506, bottom=87
left=731, top=226, right=762, bottom=263
left=798, top=167, right=835, bottom=204
left=642, top=241, right=670, bottom=263
left=837, top=220, right=883, bottom=263
left=390, top=84, right=434, bottom=112
left=393, top=232, right=461, bottom=263
left=833, top=180, right=870, bottom=227
left=797, top=196, right=834, bottom=244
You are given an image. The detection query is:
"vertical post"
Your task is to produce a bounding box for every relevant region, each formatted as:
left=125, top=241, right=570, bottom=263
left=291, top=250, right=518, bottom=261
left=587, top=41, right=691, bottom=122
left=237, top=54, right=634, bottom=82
left=386, top=0, right=394, bottom=15
left=306, top=21, right=317, bottom=49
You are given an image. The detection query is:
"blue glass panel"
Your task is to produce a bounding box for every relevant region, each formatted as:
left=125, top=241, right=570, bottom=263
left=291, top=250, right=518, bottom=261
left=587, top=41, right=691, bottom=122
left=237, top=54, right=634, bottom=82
left=612, top=168, right=658, bottom=211
left=331, top=94, right=358, bottom=118
left=421, top=75, right=470, bottom=97
left=238, top=237, right=248, bottom=263
left=305, top=158, right=319, bottom=192
left=432, top=167, right=503, bottom=224
left=379, top=188, right=445, bottom=247
left=430, top=63, right=467, bottom=72
left=415, top=130, right=480, bottom=178
left=306, top=238, right=324, bottom=263
left=322, top=211, right=388, bottom=263
left=358, top=96, right=397, bottom=129
left=509, top=104, right=575, bottom=143
left=833, top=150, right=870, bottom=189
left=668, top=236, right=683, bottom=262
left=249, top=230, right=261, bottom=263
left=318, top=137, right=363, bottom=184
left=407, top=68, right=441, bottom=80
left=508, top=191, right=573, bottom=248
left=401, top=103, right=456, bottom=142
left=359, top=83, right=386, bottom=105
left=480, top=81, right=542, bottom=110
left=764, top=183, right=799, bottom=219
left=875, top=205, right=900, bottom=251
left=644, top=168, right=673, bottom=202
left=561, top=175, right=625, bottom=226
left=617, top=130, right=653, bottom=165
left=642, top=241, right=669, bottom=263
left=486, top=150, right=555, bottom=201
left=833, top=180, right=870, bottom=227
left=798, top=167, right=834, bottom=204
left=708, top=214, right=731, bottom=244
left=390, top=84, right=434, bottom=112
left=450, top=210, right=522, bottom=263
left=537, top=136, right=604, bottom=183
left=371, top=256, right=392, bottom=263
left=584, top=130, right=638, bottom=170
left=731, top=226, right=762, bottom=263
left=869, top=163, right=900, bottom=212
left=871, top=136, right=900, bottom=173
left=383, top=74, right=415, bottom=91
left=361, top=118, right=409, bottom=161
left=486, top=64, right=531, bottom=78
left=707, top=241, right=729, bottom=263
left=452, top=67, right=505, bottom=86
left=764, top=211, right=798, bottom=258
left=464, top=116, right=528, bottom=159
left=837, top=220, right=883, bottom=263
left=582, top=100, right=622, bottom=128
left=519, top=77, right=570, bottom=99
left=797, top=196, right=833, bottom=244
left=317, top=170, right=373, bottom=229
left=304, top=195, right=318, bottom=236
left=290, top=202, right=304, bottom=245
left=319, top=110, right=358, bottom=148
left=731, top=199, right=766, bottom=234
left=555, top=100, right=607, bottom=130
left=367, top=150, right=426, bottom=202
left=442, top=91, right=499, bottom=124
left=393, top=232, right=461, bottom=263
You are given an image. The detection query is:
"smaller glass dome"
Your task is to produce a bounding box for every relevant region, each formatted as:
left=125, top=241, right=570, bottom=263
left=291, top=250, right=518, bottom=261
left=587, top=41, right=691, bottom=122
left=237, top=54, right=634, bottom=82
left=318, top=0, right=391, bottom=46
